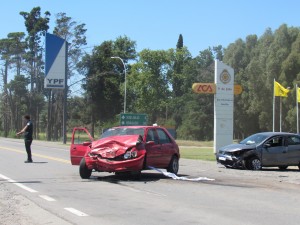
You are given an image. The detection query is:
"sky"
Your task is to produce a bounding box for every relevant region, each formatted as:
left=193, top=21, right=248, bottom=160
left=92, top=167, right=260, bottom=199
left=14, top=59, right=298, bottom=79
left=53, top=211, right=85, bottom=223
left=1, top=0, right=300, bottom=57
left=1, top=0, right=299, bottom=95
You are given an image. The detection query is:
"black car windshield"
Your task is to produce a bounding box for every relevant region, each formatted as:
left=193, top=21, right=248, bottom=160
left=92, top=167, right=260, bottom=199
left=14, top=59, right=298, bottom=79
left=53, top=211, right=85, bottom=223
left=100, top=128, right=145, bottom=139
left=240, top=133, right=269, bottom=145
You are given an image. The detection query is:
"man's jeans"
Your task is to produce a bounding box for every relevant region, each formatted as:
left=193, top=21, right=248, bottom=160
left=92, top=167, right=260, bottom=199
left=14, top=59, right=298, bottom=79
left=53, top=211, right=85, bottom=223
left=25, top=139, right=33, bottom=161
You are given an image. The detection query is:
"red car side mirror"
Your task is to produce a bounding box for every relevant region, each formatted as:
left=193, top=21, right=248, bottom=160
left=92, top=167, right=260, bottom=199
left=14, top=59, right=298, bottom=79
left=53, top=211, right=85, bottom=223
left=82, top=141, right=91, bottom=146
left=146, top=141, right=155, bottom=145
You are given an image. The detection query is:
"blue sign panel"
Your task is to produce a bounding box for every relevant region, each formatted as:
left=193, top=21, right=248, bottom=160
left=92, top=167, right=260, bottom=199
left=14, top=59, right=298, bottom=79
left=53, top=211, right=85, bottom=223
left=45, top=33, right=67, bottom=89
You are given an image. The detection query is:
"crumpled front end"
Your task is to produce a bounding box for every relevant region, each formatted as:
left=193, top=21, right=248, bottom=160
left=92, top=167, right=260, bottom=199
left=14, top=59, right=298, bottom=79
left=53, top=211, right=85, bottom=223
left=217, top=150, right=246, bottom=169
left=86, top=154, right=145, bottom=173
left=84, top=135, right=146, bottom=173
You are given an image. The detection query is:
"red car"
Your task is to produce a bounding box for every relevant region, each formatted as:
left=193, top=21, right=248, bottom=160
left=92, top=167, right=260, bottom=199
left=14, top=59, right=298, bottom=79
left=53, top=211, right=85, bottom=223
left=70, top=126, right=180, bottom=179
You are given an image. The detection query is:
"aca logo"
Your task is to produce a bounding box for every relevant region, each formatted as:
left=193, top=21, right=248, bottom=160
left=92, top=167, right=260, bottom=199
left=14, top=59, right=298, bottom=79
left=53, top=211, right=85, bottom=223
left=192, top=83, right=216, bottom=94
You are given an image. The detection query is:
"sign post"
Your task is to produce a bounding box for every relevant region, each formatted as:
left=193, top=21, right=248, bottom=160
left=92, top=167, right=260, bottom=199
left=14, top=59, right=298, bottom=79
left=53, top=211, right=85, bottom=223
left=214, top=60, right=234, bottom=153
left=192, top=60, right=240, bottom=153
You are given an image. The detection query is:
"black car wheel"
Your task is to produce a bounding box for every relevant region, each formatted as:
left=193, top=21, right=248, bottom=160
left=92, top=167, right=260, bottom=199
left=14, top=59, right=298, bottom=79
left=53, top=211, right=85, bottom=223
left=167, top=156, right=179, bottom=175
left=279, top=166, right=288, bottom=170
left=79, top=158, right=92, bottom=179
left=246, top=156, right=262, bottom=170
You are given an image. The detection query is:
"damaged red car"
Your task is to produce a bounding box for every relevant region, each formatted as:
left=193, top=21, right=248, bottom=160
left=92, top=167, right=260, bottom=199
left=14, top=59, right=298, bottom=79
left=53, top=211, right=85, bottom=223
left=70, top=126, right=180, bottom=179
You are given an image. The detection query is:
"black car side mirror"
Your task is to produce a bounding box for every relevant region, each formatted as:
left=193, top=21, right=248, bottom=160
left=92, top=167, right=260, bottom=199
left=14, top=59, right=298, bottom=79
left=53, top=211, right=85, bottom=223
left=264, top=143, right=271, bottom=148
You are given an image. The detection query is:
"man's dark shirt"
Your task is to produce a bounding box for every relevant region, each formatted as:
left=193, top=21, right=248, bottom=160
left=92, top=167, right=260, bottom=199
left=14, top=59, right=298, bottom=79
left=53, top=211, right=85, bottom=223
left=24, top=120, right=33, bottom=140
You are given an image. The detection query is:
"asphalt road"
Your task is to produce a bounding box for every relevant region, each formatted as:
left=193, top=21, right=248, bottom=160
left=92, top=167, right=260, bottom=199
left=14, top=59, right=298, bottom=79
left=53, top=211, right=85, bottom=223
left=1, top=137, right=300, bottom=225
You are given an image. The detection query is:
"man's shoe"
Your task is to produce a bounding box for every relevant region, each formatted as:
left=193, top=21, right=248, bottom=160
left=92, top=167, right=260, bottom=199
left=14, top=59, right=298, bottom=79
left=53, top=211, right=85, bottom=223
left=24, top=160, right=33, bottom=163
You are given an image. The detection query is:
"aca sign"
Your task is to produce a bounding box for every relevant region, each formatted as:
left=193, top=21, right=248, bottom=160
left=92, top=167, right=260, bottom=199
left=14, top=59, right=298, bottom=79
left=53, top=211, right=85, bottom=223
left=192, top=83, right=216, bottom=94
left=192, top=83, right=242, bottom=95
left=191, top=60, right=241, bottom=154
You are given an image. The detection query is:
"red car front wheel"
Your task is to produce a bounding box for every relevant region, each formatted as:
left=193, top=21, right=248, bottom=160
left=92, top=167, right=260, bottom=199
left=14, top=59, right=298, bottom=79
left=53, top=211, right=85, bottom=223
left=79, top=158, right=92, bottom=179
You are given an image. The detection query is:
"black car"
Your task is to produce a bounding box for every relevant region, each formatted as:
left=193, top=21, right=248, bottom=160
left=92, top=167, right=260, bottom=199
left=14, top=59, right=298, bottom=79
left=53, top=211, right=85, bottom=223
left=216, top=132, right=300, bottom=170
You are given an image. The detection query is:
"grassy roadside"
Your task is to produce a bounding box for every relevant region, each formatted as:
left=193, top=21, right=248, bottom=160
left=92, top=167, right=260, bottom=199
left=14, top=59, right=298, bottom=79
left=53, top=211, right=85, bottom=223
left=176, top=140, right=213, bottom=147
left=176, top=140, right=216, bottom=161
left=179, top=147, right=216, bottom=161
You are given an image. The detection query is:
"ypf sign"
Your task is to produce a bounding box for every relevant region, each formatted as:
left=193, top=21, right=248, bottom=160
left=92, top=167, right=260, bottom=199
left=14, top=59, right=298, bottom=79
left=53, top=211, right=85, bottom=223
left=45, top=33, right=67, bottom=89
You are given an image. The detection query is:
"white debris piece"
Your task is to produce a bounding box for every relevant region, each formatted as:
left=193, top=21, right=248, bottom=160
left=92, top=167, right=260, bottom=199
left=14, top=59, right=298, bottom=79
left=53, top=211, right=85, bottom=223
left=148, top=166, right=215, bottom=181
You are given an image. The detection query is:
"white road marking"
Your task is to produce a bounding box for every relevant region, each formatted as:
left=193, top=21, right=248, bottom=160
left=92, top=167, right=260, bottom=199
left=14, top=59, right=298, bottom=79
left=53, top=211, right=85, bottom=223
left=64, top=208, right=89, bottom=217
left=14, top=183, right=38, bottom=193
left=39, top=195, right=56, bottom=201
left=0, top=173, right=38, bottom=193
left=0, top=173, right=90, bottom=217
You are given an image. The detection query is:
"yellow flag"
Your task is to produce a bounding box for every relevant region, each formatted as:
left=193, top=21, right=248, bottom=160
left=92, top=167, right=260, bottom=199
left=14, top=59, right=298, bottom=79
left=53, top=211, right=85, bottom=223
left=297, top=88, right=300, bottom=102
left=274, top=81, right=289, bottom=97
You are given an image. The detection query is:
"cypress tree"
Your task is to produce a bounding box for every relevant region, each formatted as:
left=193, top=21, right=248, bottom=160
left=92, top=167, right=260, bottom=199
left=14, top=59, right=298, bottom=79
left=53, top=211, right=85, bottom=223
left=176, top=34, right=183, bottom=49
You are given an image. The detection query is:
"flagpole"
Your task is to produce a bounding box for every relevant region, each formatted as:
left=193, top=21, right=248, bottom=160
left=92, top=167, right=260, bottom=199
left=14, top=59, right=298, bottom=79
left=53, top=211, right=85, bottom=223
left=297, top=84, right=299, bottom=133
left=274, top=80, right=290, bottom=132
left=273, top=79, right=275, bottom=132
left=280, top=96, right=282, bottom=132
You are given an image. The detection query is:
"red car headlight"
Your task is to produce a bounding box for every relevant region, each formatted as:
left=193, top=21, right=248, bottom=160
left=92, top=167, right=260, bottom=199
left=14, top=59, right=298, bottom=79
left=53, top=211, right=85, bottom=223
left=88, top=152, right=95, bottom=157
left=131, top=151, right=138, bottom=158
left=124, top=150, right=138, bottom=159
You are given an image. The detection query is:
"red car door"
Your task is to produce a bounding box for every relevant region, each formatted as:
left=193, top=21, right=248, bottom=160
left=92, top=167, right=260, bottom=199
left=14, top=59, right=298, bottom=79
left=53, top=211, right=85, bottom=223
left=144, top=128, right=164, bottom=167
left=70, top=127, right=94, bottom=165
left=156, top=128, right=174, bottom=168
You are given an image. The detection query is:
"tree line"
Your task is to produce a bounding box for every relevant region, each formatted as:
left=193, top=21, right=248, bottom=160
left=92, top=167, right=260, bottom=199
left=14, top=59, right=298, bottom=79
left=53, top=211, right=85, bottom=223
left=1, top=7, right=300, bottom=141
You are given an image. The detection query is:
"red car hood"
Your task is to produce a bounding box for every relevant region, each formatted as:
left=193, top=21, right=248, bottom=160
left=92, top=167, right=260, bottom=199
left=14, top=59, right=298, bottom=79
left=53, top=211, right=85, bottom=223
left=89, top=135, right=141, bottom=158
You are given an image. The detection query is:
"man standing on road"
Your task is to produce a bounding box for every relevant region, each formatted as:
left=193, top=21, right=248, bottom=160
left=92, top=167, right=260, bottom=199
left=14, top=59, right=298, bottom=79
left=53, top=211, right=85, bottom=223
left=17, top=115, right=33, bottom=163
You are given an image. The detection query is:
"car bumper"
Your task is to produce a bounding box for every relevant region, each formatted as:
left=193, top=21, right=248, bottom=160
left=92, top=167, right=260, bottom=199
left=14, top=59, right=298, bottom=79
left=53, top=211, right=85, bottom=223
left=217, top=154, right=244, bottom=168
left=85, top=155, right=145, bottom=173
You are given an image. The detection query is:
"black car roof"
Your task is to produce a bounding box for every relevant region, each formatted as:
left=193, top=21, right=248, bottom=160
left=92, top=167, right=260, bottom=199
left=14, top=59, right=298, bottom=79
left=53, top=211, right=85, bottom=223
left=255, top=132, right=299, bottom=136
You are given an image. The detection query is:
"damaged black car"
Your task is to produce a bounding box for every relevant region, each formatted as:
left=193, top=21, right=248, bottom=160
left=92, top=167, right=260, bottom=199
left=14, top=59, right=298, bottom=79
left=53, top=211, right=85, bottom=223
left=216, top=132, right=300, bottom=170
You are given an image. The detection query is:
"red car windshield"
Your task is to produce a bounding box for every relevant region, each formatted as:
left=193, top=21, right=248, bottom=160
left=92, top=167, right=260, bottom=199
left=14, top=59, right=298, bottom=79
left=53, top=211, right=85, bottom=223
left=100, top=127, right=145, bottom=139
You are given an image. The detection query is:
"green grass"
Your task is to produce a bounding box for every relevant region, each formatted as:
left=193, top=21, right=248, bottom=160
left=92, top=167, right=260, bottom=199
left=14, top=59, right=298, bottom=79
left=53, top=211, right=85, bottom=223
left=176, top=139, right=216, bottom=161
left=176, top=139, right=213, bottom=147
left=180, top=147, right=216, bottom=161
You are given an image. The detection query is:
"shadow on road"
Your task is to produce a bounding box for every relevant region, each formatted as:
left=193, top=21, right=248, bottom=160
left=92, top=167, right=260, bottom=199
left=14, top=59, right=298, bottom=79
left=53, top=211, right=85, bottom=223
left=88, top=171, right=199, bottom=184
left=94, top=172, right=167, bottom=183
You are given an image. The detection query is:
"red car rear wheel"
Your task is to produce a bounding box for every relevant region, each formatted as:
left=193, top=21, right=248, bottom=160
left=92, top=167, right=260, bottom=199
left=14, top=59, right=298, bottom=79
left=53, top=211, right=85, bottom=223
left=167, top=156, right=179, bottom=175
